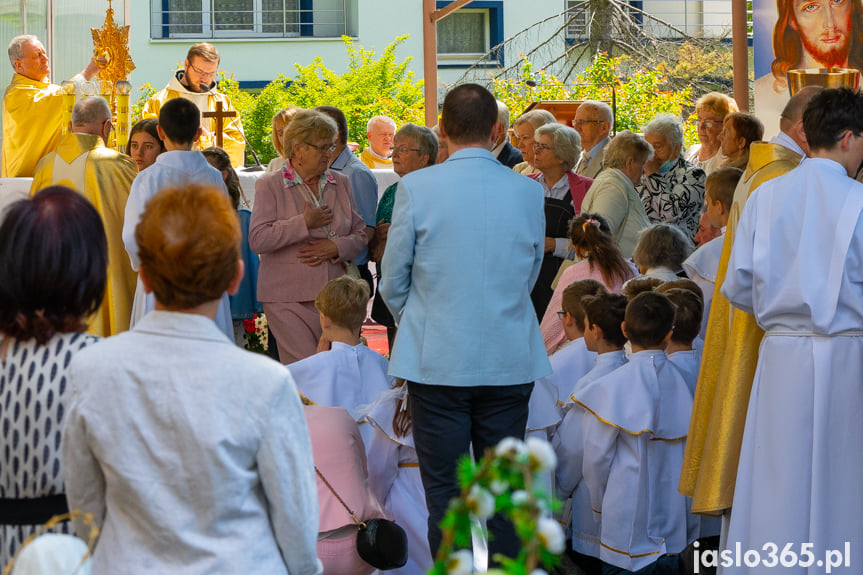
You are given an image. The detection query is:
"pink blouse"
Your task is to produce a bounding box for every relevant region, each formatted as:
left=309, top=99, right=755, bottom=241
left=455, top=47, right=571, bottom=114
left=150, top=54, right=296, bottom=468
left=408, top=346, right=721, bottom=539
left=540, top=260, right=635, bottom=355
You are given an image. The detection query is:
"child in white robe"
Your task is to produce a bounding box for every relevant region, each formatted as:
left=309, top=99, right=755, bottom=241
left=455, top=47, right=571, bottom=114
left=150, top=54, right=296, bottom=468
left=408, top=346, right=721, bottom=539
left=361, top=381, right=433, bottom=575
left=122, top=98, right=231, bottom=338
left=288, top=276, right=394, bottom=448
left=682, top=167, right=741, bottom=335
left=577, top=292, right=696, bottom=573
left=657, top=282, right=705, bottom=396
left=527, top=280, right=605, bottom=441
left=627, top=223, right=694, bottom=284
left=552, top=292, right=628, bottom=573
left=656, top=284, right=721, bottom=538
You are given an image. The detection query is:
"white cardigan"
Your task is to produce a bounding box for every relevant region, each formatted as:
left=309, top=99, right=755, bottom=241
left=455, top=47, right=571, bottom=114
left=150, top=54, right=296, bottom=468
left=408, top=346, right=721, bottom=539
left=62, top=311, right=322, bottom=575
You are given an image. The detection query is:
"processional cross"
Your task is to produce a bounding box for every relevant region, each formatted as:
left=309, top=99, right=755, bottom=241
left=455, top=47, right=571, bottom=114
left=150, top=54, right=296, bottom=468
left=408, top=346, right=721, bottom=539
left=202, top=101, right=237, bottom=148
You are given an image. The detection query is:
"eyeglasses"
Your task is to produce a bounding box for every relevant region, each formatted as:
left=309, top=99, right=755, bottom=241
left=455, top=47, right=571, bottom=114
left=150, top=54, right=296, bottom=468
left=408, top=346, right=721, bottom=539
left=533, top=143, right=553, bottom=152
left=305, top=141, right=337, bottom=153
left=839, top=130, right=863, bottom=142
left=556, top=310, right=567, bottom=320
left=391, top=146, right=421, bottom=155
left=573, top=119, right=603, bottom=127
left=188, top=62, right=218, bottom=79
left=698, top=119, right=717, bottom=128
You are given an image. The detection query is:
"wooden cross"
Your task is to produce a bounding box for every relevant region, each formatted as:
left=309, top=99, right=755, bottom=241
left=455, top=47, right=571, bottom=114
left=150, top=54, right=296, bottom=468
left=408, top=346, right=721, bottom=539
left=202, top=101, right=237, bottom=148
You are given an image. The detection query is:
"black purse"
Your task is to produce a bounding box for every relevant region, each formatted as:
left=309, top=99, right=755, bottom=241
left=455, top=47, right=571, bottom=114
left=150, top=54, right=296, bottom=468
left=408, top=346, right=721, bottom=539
left=315, top=466, right=408, bottom=570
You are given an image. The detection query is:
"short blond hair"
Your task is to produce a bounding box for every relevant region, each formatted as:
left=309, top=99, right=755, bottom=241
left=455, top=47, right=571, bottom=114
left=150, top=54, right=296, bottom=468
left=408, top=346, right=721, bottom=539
left=695, top=92, right=738, bottom=120
left=315, top=276, right=370, bottom=331
left=604, top=130, right=653, bottom=170
left=187, top=42, right=220, bottom=64
left=282, top=110, right=337, bottom=161
left=272, top=107, right=302, bottom=158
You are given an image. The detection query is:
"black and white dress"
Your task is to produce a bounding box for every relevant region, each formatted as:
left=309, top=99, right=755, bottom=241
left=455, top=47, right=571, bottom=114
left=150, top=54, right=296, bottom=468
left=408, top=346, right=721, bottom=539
left=0, top=331, right=99, bottom=567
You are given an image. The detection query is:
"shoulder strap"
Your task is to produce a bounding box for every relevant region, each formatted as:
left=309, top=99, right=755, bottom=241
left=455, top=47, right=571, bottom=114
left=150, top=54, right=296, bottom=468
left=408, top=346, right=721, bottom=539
left=314, top=466, right=366, bottom=528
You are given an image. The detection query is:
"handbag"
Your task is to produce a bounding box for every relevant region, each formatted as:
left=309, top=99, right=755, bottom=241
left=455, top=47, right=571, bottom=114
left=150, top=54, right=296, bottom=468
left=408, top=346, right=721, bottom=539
left=315, top=466, right=408, bottom=570
left=2, top=509, right=99, bottom=575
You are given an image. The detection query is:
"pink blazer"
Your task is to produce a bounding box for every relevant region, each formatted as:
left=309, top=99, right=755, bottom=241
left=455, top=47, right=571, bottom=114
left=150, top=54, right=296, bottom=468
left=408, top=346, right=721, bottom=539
left=249, top=168, right=368, bottom=303
left=304, top=405, right=389, bottom=532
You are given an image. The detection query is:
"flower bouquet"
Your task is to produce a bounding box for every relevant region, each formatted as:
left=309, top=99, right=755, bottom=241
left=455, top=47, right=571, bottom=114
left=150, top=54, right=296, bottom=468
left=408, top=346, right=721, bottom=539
left=432, top=436, right=564, bottom=575
left=243, top=313, right=269, bottom=354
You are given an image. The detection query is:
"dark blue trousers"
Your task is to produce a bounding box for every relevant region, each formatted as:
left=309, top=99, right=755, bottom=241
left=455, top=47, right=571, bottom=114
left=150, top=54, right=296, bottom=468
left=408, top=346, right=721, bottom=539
left=408, top=381, right=534, bottom=562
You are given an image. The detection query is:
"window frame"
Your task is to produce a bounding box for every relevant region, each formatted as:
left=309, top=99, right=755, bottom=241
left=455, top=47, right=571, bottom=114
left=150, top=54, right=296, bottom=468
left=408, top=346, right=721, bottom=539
left=435, top=1, right=504, bottom=68
left=153, top=0, right=322, bottom=39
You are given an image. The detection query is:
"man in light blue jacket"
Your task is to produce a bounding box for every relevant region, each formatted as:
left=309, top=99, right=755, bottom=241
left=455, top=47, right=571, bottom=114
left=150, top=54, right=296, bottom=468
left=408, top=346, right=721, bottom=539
left=380, top=83, right=551, bottom=562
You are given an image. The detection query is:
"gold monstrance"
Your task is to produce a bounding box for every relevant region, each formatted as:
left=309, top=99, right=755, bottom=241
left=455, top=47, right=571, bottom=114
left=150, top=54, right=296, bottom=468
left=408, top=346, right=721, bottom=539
left=91, top=0, right=135, bottom=150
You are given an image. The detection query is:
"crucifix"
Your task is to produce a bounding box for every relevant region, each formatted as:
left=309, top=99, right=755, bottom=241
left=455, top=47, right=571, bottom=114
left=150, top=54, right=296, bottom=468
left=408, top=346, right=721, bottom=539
left=202, top=101, right=237, bottom=148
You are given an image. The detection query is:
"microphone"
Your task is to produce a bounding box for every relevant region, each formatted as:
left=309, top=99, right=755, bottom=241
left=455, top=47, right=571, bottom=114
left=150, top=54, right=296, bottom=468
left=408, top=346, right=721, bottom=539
left=199, top=83, right=211, bottom=93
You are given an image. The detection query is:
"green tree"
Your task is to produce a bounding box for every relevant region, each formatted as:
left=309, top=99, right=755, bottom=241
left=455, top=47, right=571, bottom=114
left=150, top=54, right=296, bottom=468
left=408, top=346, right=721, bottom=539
left=491, top=53, right=699, bottom=147
left=137, top=36, right=425, bottom=166
left=283, top=35, right=424, bottom=153
left=222, top=35, right=424, bottom=165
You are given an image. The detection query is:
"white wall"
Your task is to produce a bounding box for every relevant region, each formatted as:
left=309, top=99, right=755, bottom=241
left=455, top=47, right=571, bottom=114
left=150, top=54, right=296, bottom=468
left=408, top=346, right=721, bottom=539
left=128, top=0, right=565, bottom=105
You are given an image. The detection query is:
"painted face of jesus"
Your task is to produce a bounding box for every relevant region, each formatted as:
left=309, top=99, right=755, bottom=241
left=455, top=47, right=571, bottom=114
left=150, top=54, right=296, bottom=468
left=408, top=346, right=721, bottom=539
left=792, top=0, right=853, bottom=68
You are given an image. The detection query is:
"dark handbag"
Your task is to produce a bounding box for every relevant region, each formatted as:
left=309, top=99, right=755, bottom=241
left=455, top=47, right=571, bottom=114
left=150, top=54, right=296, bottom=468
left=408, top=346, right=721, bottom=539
left=315, top=467, right=408, bottom=570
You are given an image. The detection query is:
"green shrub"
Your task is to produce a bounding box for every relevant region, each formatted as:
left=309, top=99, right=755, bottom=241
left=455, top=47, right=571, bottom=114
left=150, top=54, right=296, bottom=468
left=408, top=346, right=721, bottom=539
left=492, top=53, right=699, bottom=147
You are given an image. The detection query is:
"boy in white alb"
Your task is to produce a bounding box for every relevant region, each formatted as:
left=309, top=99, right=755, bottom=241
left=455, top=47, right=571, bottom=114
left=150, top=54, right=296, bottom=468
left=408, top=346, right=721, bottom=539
left=576, top=292, right=696, bottom=573
left=553, top=292, right=628, bottom=573
left=123, top=98, right=231, bottom=338
left=656, top=284, right=721, bottom=538
left=526, top=280, right=605, bottom=440
left=288, top=276, right=394, bottom=448
left=657, top=282, right=704, bottom=396
left=682, top=167, right=741, bottom=335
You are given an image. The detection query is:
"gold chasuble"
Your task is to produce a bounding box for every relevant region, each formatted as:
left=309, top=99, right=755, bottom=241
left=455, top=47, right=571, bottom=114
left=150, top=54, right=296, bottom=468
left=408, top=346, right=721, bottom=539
left=2, top=73, right=65, bottom=177
left=680, top=141, right=803, bottom=515
left=360, top=147, right=393, bottom=169
left=30, top=133, right=138, bottom=337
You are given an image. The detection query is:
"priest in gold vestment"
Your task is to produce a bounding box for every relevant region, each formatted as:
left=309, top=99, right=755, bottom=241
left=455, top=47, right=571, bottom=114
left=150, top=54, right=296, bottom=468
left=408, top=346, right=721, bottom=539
left=142, top=43, right=245, bottom=167
left=30, top=97, right=137, bottom=337
left=2, top=35, right=100, bottom=177
left=360, top=115, right=395, bottom=169
left=680, top=86, right=822, bottom=516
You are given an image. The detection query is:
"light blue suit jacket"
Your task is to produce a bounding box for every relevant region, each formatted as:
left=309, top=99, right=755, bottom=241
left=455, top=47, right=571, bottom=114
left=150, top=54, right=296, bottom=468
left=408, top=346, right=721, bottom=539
left=380, top=147, right=552, bottom=387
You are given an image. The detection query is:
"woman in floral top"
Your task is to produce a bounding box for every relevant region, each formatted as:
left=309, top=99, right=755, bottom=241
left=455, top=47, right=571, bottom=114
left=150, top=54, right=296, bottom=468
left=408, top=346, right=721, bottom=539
left=638, top=114, right=707, bottom=242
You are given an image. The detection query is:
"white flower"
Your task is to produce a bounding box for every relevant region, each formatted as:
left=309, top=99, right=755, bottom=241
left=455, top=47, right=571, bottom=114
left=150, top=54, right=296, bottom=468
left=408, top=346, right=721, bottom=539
left=526, top=436, right=557, bottom=472
left=529, top=570, right=548, bottom=575
left=446, top=549, right=474, bottom=575
left=489, top=479, right=509, bottom=495
left=511, top=489, right=530, bottom=507
left=536, top=517, right=566, bottom=554
left=466, top=485, right=495, bottom=520
left=494, top=437, right=527, bottom=459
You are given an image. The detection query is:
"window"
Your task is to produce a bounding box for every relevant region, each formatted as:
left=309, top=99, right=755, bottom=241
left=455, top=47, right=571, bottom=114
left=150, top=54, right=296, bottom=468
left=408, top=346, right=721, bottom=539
left=565, top=0, right=589, bottom=41
left=436, top=1, right=503, bottom=67
left=152, top=0, right=353, bottom=39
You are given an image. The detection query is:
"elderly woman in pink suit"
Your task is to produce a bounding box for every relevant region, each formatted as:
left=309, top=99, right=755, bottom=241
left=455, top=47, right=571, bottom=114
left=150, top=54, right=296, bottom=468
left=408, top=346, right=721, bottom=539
left=250, top=109, right=368, bottom=364
left=305, top=404, right=390, bottom=575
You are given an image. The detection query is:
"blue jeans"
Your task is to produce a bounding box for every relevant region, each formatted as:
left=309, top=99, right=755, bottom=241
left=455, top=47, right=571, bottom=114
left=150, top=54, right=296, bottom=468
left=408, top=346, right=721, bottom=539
left=408, top=381, right=534, bottom=562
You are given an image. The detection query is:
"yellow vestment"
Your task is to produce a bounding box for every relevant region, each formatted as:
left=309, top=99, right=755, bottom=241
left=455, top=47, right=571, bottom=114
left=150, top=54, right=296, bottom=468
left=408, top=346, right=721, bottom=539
left=680, top=141, right=803, bottom=515
left=2, top=74, right=64, bottom=177
left=142, top=72, right=245, bottom=168
left=30, top=133, right=138, bottom=337
left=360, top=147, right=392, bottom=169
